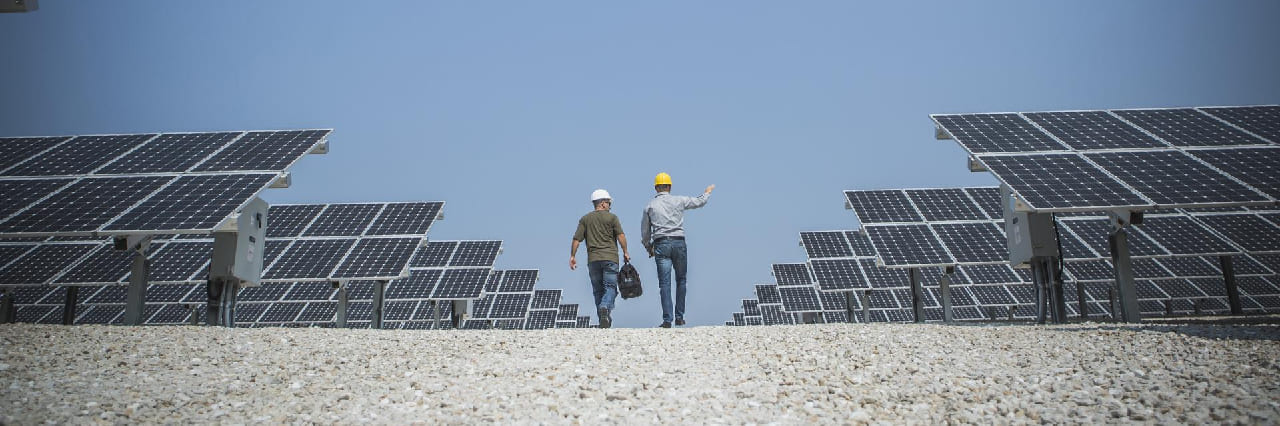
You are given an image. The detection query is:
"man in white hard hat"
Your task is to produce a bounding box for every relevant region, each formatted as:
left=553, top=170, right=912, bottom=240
left=641, top=172, right=714, bottom=328
left=571, top=189, right=631, bottom=328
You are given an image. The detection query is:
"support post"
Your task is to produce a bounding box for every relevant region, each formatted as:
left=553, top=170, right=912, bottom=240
left=1108, top=228, right=1142, bottom=323
left=123, top=250, right=150, bottom=325
left=908, top=268, right=924, bottom=323
left=335, top=283, right=348, bottom=328
left=1165, top=299, right=1173, bottom=316
left=844, top=292, right=857, bottom=323
left=189, top=304, right=200, bottom=325
left=432, top=300, right=444, bottom=329
left=1219, top=256, right=1243, bottom=315
left=860, top=290, right=871, bottom=324
left=62, top=286, right=78, bottom=325
left=0, top=287, right=13, bottom=324
left=939, top=267, right=954, bottom=323
left=219, top=280, right=237, bottom=328
left=1030, top=259, right=1048, bottom=325
left=205, top=280, right=221, bottom=326
left=371, top=280, right=386, bottom=329
left=1077, top=280, right=1089, bottom=321
left=1049, top=259, right=1068, bottom=323
left=1108, top=288, right=1119, bottom=320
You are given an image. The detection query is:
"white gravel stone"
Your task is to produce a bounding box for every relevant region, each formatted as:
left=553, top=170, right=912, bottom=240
left=1, top=321, right=1279, bottom=423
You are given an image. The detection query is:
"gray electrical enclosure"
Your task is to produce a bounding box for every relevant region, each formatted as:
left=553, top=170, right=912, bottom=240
left=1002, top=186, right=1058, bottom=266
left=209, top=197, right=269, bottom=287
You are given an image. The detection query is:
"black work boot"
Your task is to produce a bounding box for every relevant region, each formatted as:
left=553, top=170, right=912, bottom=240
left=675, top=318, right=686, bottom=326
left=659, top=321, right=671, bottom=328
left=598, top=307, right=611, bottom=329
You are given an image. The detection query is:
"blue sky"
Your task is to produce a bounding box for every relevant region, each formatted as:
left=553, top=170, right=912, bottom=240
left=2, top=1, right=1278, bottom=327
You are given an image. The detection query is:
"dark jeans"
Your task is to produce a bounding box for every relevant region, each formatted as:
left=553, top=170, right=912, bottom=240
left=654, top=239, right=688, bottom=323
left=589, top=260, right=619, bottom=311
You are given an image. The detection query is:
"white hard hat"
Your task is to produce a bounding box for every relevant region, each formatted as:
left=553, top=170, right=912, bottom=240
left=591, top=189, right=612, bottom=201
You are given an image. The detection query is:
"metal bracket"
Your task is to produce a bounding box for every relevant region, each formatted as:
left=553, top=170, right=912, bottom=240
left=967, top=156, right=987, bottom=172
left=310, top=139, right=329, bottom=154
left=270, top=172, right=292, bottom=189
left=935, top=125, right=952, bottom=140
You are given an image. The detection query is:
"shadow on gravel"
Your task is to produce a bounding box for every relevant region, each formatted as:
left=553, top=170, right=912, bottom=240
left=1044, top=316, right=1280, bottom=342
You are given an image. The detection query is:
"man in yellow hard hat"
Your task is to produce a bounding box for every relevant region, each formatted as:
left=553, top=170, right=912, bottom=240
left=571, top=189, right=631, bottom=328
left=641, top=172, right=714, bottom=328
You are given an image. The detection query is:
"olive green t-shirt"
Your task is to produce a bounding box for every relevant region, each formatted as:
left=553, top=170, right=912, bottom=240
left=573, top=210, right=623, bottom=263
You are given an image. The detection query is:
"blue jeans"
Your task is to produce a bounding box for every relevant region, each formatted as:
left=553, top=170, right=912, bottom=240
left=588, top=260, right=619, bottom=311
left=654, top=239, right=688, bottom=323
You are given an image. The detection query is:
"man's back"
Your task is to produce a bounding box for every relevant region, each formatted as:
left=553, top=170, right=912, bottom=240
left=642, top=192, right=710, bottom=243
left=575, top=210, right=623, bottom=263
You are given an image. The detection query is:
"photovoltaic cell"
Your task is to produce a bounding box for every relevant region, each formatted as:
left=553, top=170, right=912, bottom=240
left=978, top=154, right=1148, bottom=211
left=2, top=176, right=169, bottom=234
left=301, top=204, right=381, bottom=237
left=1187, top=147, right=1280, bottom=199
left=297, top=302, right=338, bottom=322
left=778, top=286, right=823, bottom=312
left=844, top=190, right=922, bottom=223
left=864, top=225, right=952, bottom=266
left=905, top=188, right=986, bottom=221
left=525, top=310, right=558, bottom=330
left=964, top=187, right=1004, bottom=220
left=577, top=317, right=591, bottom=328
left=1199, top=106, right=1280, bottom=143
left=0, top=179, right=74, bottom=220
left=1154, top=257, right=1220, bottom=278
left=859, top=259, right=910, bottom=288
left=489, top=293, right=532, bottom=319
left=331, top=237, right=420, bottom=279
left=85, top=286, right=126, bottom=303
left=800, top=231, right=852, bottom=259
left=930, top=222, right=1006, bottom=264
left=365, top=202, right=442, bottom=236
left=1024, top=111, right=1165, bottom=150
left=0, top=136, right=71, bottom=172
left=772, top=263, right=813, bottom=287
left=932, top=113, right=1066, bottom=153
left=147, top=284, right=195, bottom=303
left=1194, top=214, right=1280, bottom=252
left=1060, top=218, right=1168, bottom=257
left=105, top=173, right=278, bottom=232
left=809, top=259, right=866, bottom=291
left=959, top=264, right=1023, bottom=285
left=742, top=299, right=761, bottom=316
left=97, top=132, right=240, bottom=174
left=1113, top=109, right=1266, bottom=147
left=760, top=304, right=790, bottom=325
left=385, top=269, right=442, bottom=300
left=968, top=285, right=1016, bottom=305
left=1084, top=150, right=1268, bottom=206
left=259, top=302, right=305, bottom=323
left=744, top=317, right=763, bottom=326
left=284, top=282, right=334, bottom=301
left=5, top=134, right=155, bottom=176
left=193, top=130, right=329, bottom=172
left=1065, top=260, right=1115, bottom=282
left=53, top=244, right=132, bottom=284
left=265, top=205, right=325, bottom=238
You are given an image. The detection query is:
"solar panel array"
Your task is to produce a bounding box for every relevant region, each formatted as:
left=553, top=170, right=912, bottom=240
left=1, top=130, right=330, bottom=238
left=932, top=106, right=1280, bottom=212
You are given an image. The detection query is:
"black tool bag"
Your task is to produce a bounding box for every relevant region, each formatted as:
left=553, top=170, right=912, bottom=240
left=618, top=261, right=643, bottom=299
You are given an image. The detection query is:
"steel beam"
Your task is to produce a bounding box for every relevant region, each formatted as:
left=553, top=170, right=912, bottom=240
left=1220, top=256, right=1243, bottom=315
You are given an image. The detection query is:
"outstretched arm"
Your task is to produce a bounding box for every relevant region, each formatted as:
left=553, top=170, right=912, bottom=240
left=684, top=184, right=715, bottom=209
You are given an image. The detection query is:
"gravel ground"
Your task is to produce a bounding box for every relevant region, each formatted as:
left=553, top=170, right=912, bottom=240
left=2, top=321, right=1279, bottom=424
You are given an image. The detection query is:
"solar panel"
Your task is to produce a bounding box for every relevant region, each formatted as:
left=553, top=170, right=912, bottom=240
left=964, top=187, right=1004, bottom=220
left=531, top=289, right=562, bottom=310
left=525, top=310, right=558, bottom=330
left=283, top=282, right=334, bottom=301
left=1193, top=214, right=1280, bottom=252
left=5, top=134, right=156, bottom=176
left=192, top=130, right=329, bottom=172
left=978, top=154, right=1149, bottom=211
left=844, top=231, right=877, bottom=257
left=1024, top=111, right=1166, bottom=150
left=147, top=241, right=212, bottom=282
left=330, top=237, right=420, bottom=279
left=809, top=259, right=866, bottom=291
left=844, top=190, right=923, bottom=223
left=383, top=300, right=418, bottom=321
left=1059, top=218, right=1168, bottom=257
left=302, top=204, right=381, bottom=237
left=0, top=243, right=97, bottom=285
left=819, top=291, right=848, bottom=311
left=755, top=284, right=781, bottom=305
left=51, top=244, right=132, bottom=285
left=799, top=231, right=852, bottom=259
left=450, top=240, right=502, bottom=267
left=297, top=302, right=337, bottom=322
left=264, top=204, right=325, bottom=238
left=742, top=299, right=761, bottom=317
left=1112, top=108, right=1267, bottom=147
left=1187, top=147, right=1280, bottom=199
left=1, top=176, right=170, bottom=234
left=859, top=259, right=910, bottom=288
left=931, top=113, right=1067, bottom=153
left=1154, top=256, right=1221, bottom=278
left=930, top=222, right=1006, bottom=264
left=107, top=173, right=280, bottom=233
left=238, top=283, right=290, bottom=302
left=968, top=285, right=1016, bottom=305
left=558, top=304, right=579, bottom=321
left=411, top=241, right=457, bottom=268
left=905, top=188, right=986, bottom=221
left=258, top=302, right=305, bottom=323
left=488, top=293, right=532, bottom=320
left=771, top=263, right=813, bottom=286
left=429, top=269, right=490, bottom=299
left=263, top=239, right=355, bottom=280
left=1199, top=106, right=1280, bottom=143
left=0, top=136, right=72, bottom=172
left=958, top=264, right=1023, bottom=285
left=744, top=316, right=763, bottom=326
left=576, top=316, right=591, bottom=328
left=759, top=304, right=792, bottom=325
left=0, top=179, right=73, bottom=220
left=1065, top=260, right=1116, bottom=282
left=1083, top=150, right=1269, bottom=206
left=365, top=202, right=443, bottom=236
left=864, top=225, right=952, bottom=266
left=498, top=270, right=539, bottom=293
left=97, top=132, right=241, bottom=174
left=1135, top=215, right=1238, bottom=255
left=778, top=286, right=822, bottom=312
left=384, top=270, right=441, bottom=300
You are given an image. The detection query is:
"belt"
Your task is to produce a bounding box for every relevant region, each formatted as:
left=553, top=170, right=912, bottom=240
left=653, top=236, right=685, bottom=244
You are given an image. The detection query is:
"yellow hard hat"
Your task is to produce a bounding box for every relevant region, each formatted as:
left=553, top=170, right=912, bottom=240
left=654, top=172, right=672, bottom=186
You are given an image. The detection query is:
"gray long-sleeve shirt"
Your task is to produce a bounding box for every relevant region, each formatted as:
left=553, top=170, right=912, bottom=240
left=641, top=191, right=710, bottom=249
